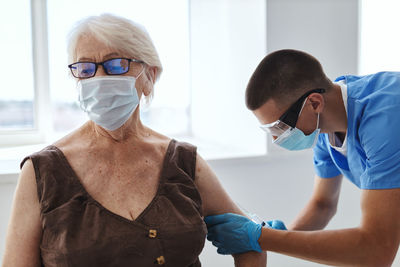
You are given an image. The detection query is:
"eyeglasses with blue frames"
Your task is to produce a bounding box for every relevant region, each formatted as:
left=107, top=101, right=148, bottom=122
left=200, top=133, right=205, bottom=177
left=68, top=57, right=145, bottom=79
left=260, top=88, right=326, bottom=137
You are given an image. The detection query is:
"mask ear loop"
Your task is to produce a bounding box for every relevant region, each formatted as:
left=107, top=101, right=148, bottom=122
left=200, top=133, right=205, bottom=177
left=136, top=63, right=145, bottom=79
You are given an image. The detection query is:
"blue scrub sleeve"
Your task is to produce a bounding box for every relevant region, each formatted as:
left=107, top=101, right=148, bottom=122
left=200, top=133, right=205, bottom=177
left=313, top=134, right=342, bottom=178
left=358, top=97, right=400, bottom=189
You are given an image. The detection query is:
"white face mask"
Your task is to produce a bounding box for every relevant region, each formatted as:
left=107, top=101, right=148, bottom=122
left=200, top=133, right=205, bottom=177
left=77, top=76, right=140, bottom=131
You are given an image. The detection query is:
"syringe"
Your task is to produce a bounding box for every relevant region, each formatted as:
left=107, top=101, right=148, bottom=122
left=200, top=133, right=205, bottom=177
left=236, top=202, right=266, bottom=226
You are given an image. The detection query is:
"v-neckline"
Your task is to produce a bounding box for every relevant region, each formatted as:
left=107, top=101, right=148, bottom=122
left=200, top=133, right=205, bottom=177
left=49, top=139, right=175, bottom=226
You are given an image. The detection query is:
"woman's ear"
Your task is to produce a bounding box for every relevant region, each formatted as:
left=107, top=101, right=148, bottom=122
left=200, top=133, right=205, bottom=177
left=147, top=66, right=157, bottom=84
left=142, top=67, right=157, bottom=96
left=142, top=83, right=152, bottom=97
left=149, top=67, right=157, bottom=84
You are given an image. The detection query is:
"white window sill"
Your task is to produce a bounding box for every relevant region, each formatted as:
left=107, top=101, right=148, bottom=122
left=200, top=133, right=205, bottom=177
left=0, top=144, right=46, bottom=183
left=0, top=135, right=269, bottom=183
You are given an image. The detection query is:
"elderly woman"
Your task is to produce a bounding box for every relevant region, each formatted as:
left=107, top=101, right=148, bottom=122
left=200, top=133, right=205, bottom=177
left=3, top=14, right=265, bottom=267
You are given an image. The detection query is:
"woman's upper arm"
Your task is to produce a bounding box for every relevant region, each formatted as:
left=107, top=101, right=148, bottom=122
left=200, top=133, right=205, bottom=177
left=194, top=154, right=241, bottom=216
left=2, top=159, right=42, bottom=267
left=195, top=154, right=267, bottom=266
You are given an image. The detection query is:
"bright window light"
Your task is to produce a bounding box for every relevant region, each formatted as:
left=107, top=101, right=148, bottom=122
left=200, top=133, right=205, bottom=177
left=360, top=0, right=400, bottom=74
left=0, top=0, right=34, bottom=131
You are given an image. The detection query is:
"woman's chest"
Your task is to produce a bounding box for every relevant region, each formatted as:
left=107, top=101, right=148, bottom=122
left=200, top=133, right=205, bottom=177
left=69, top=151, right=164, bottom=220
left=39, top=141, right=207, bottom=266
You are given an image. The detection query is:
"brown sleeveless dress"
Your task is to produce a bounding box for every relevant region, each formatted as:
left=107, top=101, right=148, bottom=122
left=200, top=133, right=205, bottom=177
left=20, top=140, right=207, bottom=267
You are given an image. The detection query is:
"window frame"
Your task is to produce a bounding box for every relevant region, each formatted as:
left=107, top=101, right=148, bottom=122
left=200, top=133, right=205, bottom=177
left=0, top=0, right=51, bottom=147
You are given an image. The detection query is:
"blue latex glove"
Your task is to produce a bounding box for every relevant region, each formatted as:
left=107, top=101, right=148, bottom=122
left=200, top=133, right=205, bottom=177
left=266, top=220, right=287, bottom=230
left=205, top=213, right=262, bottom=255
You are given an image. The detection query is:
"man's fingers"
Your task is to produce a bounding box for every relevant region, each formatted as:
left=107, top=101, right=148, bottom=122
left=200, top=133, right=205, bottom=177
left=267, top=220, right=287, bottom=230
left=272, top=220, right=287, bottom=230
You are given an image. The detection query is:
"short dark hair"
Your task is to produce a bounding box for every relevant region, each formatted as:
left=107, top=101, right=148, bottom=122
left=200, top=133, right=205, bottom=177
left=245, top=49, right=332, bottom=110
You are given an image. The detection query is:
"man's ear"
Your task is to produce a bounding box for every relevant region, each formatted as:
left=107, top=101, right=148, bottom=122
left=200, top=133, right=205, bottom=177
left=309, top=93, right=325, bottom=113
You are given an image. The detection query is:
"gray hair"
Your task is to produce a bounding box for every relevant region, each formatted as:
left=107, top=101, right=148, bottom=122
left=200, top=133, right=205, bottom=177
left=67, top=14, right=163, bottom=102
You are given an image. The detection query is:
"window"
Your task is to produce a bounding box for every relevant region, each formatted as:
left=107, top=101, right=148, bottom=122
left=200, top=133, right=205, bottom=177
left=360, top=0, right=400, bottom=74
left=1, top=0, right=267, bottom=159
left=0, top=0, right=34, bottom=131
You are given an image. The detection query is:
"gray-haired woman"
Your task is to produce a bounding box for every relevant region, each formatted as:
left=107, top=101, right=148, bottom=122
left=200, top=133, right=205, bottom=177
left=2, top=14, right=266, bottom=266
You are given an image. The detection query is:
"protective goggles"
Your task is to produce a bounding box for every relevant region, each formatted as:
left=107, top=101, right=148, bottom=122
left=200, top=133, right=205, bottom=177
left=260, top=88, right=326, bottom=137
left=68, top=57, right=144, bottom=78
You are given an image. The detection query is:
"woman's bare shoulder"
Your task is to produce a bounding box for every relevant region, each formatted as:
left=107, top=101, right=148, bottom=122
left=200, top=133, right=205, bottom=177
left=52, top=123, right=91, bottom=152
left=3, top=158, right=42, bottom=266
left=143, top=127, right=173, bottom=149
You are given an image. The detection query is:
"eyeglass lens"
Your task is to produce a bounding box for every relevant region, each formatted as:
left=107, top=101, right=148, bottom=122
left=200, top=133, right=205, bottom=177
left=70, top=62, right=96, bottom=78
left=103, top=58, right=129, bottom=75
left=69, top=58, right=134, bottom=78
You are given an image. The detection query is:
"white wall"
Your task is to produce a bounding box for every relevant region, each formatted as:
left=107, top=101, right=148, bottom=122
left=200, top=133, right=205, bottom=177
left=267, top=0, right=359, bottom=80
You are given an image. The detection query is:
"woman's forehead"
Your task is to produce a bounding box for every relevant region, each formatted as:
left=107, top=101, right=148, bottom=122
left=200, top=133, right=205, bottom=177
left=75, top=36, right=123, bottom=61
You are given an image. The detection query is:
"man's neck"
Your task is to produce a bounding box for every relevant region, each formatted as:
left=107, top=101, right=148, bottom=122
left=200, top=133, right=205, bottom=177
left=321, top=83, right=348, bottom=135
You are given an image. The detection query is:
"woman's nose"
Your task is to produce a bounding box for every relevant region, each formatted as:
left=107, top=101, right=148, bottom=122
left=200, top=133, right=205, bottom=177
left=95, top=65, right=107, bottom=77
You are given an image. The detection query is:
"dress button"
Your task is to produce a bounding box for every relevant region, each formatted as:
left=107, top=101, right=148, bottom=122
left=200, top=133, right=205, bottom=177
left=149, top=229, right=157, bottom=238
left=155, top=256, right=165, bottom=265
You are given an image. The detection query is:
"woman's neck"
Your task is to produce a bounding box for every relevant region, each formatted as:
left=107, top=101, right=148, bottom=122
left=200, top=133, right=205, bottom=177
left=89, top=108, right=148, bottom=144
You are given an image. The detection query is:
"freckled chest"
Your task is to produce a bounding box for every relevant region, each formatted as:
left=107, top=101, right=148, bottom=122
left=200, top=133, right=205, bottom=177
left=67, top=146, right=165, bottom=220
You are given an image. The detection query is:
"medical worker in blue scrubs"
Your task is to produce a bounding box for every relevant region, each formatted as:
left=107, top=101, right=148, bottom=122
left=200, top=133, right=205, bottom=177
left=205, top=49, right=400, bottom=266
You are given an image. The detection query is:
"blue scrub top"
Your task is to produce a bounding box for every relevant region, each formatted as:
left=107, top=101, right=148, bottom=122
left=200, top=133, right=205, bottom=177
left=313, top=72, right=400, bottom=189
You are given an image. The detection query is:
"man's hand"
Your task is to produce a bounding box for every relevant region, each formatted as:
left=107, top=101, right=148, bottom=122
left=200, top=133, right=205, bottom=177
left=205, top=213, right=262, bottom=255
